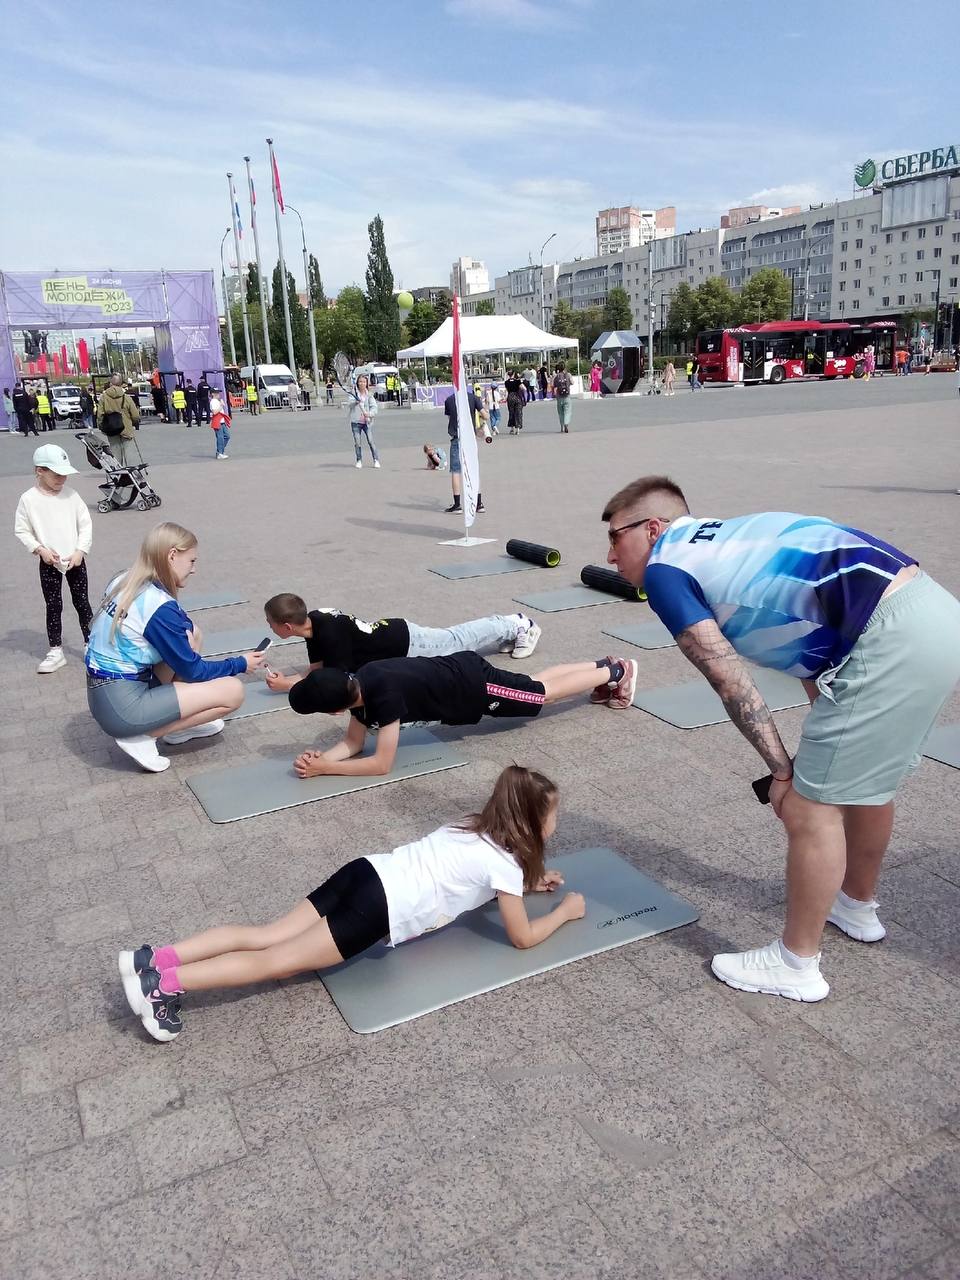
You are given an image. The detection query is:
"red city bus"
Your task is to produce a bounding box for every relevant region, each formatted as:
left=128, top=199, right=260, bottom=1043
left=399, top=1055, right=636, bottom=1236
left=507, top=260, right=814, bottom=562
left=696, top=320, right=897, bottom=384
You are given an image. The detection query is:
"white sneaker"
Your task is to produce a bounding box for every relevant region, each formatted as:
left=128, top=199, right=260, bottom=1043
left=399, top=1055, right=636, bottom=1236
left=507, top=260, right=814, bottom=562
left=37, top=647, right=66, bottom=674
left=711, top=939, right=829, bottom=1002
left=163, top=718, right=225, bottom=745
left=355, top=460, right=362, bottom=468
left=115, top=735, right=170, bottom=773
left=373, top=460, right=381, bottom=468
left=500, top=613, right=528, bottom=653
left=511, top=620, right=542, bottom=659
left=827, top=894, right=886, bottom=942
left=216, top=453, right=225, bottom=459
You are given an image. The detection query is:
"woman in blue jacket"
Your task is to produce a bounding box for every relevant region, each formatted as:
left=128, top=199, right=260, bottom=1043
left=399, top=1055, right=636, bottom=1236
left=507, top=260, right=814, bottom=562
left=85, top=522, right=266, bottom=772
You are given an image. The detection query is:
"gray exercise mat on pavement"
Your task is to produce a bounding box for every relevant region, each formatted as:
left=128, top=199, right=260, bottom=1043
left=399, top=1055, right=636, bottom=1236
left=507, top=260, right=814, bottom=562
left=429, top=557, right=535, bottom=580
left=602, top=619, right=676, bottom=650
left=923, top=723, right=960, bottom=770
left=201, top=628, right=302, bottom=657
left=186, top=728, right=467, bottom=823
left=225, top=681, right=292, bottom=721
left=321, top=846, right=699, bottom=1033
left=180, top=590, right=250, bottom=612
left=633, top=667, right=805, bottom=728
left=513, top=585, right=623, bottom=613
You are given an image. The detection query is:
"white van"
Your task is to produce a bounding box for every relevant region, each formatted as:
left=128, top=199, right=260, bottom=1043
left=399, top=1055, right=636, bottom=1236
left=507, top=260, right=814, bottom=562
left=355, top=362, right=401, bottom=401
left=240, top=363, right=296, bottom=409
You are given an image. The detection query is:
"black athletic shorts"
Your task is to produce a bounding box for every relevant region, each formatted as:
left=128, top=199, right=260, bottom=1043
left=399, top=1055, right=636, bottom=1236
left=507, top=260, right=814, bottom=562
left=308, top=858, right=389, bottom=960
left=481, top=664, right=547, bottom=719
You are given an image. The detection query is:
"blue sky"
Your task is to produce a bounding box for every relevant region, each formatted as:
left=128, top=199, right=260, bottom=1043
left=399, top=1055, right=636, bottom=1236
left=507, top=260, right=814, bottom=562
left=0, top=0, right=953, bottom=296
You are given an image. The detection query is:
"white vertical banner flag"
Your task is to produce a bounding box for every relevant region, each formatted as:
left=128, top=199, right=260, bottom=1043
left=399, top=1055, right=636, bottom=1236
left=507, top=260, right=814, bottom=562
left=452, top=294, right=480, bottom=530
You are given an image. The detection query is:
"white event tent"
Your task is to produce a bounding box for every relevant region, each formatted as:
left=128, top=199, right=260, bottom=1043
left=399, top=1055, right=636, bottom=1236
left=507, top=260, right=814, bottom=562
left=397, top=314, right=579, bottom=362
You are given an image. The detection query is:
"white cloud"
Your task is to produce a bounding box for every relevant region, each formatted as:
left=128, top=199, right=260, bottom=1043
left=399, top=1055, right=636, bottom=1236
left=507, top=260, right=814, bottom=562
left=445, top=0, right=591, bottom=29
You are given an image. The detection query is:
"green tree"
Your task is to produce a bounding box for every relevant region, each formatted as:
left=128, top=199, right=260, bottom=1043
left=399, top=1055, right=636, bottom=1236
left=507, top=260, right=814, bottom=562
left=474, top=298, right=496, bottom=316
left=691, top=277, right=739, bottom=331
left=308, top=253, right=326, bottom=309
left=550, top=298, right=577, bottom=338
left=736, top=267, right=792, bottom=325
left=404, top=299, right=438, bottom=345
left=602, top=286, right=633, bottom=331
left=433, top=290, right=452, bottom=322
left=666, top=283, right=698, bottom=345
left=324, top=285, right=367, bottom=362
left=574, top=306, right=605, bottom=359
left=364, top=214, right=400, bottom=359
left=898, top=306, right=935, bottom=340
left=271, top=262, right=311, bottom=369
left=245, top=262, right=260, bottom=305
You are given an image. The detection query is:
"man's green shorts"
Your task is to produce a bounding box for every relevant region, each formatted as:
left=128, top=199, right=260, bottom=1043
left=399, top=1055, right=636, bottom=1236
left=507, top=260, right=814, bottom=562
left=793, top=572, right=960, bottom=806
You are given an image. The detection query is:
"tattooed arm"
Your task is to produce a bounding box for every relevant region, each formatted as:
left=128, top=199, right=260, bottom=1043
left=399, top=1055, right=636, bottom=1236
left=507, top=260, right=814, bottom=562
left=675, top=619, right=793, bottom=779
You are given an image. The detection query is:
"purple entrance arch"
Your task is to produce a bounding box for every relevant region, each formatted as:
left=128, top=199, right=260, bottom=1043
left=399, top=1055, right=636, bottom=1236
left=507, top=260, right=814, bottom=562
left=0, top=269, right=223, bottom=429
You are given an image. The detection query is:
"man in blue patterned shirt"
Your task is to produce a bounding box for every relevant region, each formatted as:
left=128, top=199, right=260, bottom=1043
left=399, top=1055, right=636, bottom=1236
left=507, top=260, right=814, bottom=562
left=602, top=474, right=960, bottom=1003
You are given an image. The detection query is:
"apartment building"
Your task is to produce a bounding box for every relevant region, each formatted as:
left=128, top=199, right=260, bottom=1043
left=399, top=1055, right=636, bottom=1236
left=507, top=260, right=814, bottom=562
left=449, top=257, right=489, bottom=296
left=596, top=206, right=675, bottom=256
left=465, top=147, right=960, bottom=334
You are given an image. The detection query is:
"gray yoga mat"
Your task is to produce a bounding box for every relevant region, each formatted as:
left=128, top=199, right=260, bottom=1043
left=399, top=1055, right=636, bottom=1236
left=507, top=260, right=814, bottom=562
left=225, top=681, right=292, bottom=721
left=513, top=585, right=623, bottom=613
left=923, top=723, right=960, bottom=770
left=186, top=728, right=467, bottom=823
left=603, top=619, right=676, bottom=650
left=430, top=557, right=535, bottom=580
left=180, top=590, right=250, bottom=612
left=321, top=846, right=699, bottom=1033
left=632, top=667, right=805, bottom=729
left=201, top=628, right=302, bottom=657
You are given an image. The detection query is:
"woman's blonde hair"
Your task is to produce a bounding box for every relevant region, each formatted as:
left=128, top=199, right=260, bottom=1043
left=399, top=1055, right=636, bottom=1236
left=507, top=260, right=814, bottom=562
left=102, top=522, right=197, bottom=639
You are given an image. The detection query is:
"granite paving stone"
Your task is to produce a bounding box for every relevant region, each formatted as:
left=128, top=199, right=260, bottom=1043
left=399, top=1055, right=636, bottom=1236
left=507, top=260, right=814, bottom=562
left=2, top=379, right=959, bottom=1276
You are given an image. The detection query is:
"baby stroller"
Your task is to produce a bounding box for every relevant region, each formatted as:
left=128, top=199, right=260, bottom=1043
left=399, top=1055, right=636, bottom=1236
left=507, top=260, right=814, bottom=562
left=76, top=431, right=162, bottom=513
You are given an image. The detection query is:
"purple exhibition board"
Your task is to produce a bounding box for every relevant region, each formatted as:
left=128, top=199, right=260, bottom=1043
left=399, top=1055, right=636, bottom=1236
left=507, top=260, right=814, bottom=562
left=0, top=269, right=224, bottom=428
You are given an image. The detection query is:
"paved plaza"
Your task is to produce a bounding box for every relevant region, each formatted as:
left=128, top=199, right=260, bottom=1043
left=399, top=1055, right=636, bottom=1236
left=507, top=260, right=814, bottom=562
left=1, top=375, right=959, bottom=1279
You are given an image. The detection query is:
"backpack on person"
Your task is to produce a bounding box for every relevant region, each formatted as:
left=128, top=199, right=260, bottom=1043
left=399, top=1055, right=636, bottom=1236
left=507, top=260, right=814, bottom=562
left=100, top=409, right=124, bottom=436
left=553, top=371, right=571, bottom=397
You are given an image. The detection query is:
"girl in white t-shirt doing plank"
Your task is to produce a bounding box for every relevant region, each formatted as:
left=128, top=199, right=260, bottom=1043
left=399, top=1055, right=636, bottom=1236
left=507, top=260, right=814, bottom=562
left=119, top=766, right=585, bottom=1042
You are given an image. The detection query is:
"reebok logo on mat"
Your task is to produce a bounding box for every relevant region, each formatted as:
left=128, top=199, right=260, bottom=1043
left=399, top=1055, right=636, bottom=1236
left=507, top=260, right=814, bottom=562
left=598, top=905, right=656, bottom=929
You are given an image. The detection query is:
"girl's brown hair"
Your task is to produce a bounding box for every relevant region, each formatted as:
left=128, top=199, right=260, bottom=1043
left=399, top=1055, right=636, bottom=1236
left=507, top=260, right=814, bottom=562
left=458, top=764, right=558, bottom=891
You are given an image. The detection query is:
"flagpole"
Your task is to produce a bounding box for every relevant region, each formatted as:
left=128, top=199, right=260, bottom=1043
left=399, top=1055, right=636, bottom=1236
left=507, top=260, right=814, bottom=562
left=226, top=172, right=252, bottom=366
left=266, top=138, right=297, bottom=375
left=244, top=154, right=272, bottom=363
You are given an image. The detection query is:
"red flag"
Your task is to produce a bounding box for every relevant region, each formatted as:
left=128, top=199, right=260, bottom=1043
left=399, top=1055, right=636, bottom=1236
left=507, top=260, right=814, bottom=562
left=78, top=338, right=89, bottom=374
left=53, top=354, right=61, bottom=376
left=38, top=353, right=47, bottom=374
left=272, top=153, right=284, bottom=213
left=60, top=342, right=69, bottom=375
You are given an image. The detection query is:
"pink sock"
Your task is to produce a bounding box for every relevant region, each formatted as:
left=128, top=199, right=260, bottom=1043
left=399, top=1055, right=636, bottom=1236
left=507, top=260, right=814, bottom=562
left=152, top=945, right=180, bottom=971
left=158, top=968, right=184, bottom=996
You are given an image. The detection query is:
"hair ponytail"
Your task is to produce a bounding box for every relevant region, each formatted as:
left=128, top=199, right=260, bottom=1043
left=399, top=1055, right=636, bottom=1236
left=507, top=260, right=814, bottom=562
left=458, top=764, right=558, bottom=891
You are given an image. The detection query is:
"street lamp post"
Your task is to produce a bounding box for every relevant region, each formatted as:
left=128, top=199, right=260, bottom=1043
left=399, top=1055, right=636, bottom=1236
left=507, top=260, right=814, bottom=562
left=219, top=228, right=237, bottom=366
left=647, top=290, right=656, bottom=390
left=286, top=205, right=321, bottom=410
left=539, top=232, right=556, bottom=334
left=226, top=172, right=253, bottom=366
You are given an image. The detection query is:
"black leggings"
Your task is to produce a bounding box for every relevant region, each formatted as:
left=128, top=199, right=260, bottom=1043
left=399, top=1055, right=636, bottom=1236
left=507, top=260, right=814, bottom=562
left=507, top=393, right=523, bottom=429
left=39, top=559, right=92, bottom=648
left=308, top=858, right=389, bottom=959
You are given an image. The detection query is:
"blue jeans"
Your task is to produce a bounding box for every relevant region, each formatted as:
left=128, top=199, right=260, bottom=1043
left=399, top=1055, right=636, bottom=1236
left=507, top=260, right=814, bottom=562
left=555, top=397, right=571, bottom=428
left=406, top=614, right=522, bottom=657
left=489, top=408, right=501, bottom=433
left=351, top=421, right=379, bottom=462
left=214, top=425, right=231, bottom=455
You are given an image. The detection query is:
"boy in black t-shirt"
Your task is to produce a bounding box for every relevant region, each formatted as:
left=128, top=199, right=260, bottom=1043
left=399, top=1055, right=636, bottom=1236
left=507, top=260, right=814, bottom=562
left=286, top=650, right=637, bottom=779
left=263, top=592, right=543, bottom=688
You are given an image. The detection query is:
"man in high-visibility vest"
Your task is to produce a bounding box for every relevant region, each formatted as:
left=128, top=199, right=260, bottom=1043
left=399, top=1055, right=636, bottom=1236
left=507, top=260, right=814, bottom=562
left=36, top=386, right=54, bottom=431
left=170, top=384, right=187, bottom=425
left=246, top=381, right=259, bottom=415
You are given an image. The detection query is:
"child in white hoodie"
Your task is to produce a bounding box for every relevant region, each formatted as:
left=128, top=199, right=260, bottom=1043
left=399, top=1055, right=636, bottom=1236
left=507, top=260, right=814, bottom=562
left=14, top=443, right=93, bottom=673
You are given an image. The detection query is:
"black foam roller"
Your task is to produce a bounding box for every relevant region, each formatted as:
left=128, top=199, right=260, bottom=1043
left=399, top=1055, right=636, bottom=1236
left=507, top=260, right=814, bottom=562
left=506, top=539, right=561, bottom=568
left=580, top=564, right=647, bottom=601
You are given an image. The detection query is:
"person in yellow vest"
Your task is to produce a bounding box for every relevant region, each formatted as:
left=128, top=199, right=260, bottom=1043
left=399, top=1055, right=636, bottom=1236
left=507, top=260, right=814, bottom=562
left=245, top=380, right=259, bottom=415
left=36, top=386, right=54, bottom=431
left=170, top=385, right=187, bottom=425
